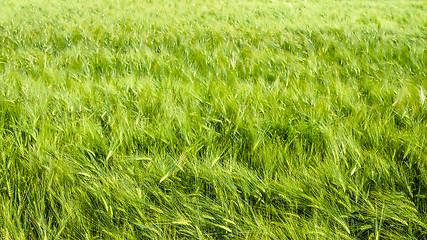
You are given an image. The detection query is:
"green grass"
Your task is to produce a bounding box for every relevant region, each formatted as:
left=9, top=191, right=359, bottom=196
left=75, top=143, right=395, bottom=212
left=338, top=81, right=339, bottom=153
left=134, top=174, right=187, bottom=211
left=0, top=0, right=426, bottom=239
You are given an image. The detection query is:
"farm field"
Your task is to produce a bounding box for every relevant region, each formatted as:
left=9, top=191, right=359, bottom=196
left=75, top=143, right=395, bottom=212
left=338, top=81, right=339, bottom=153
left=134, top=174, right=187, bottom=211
left=0, top=0, right=426, bottom=239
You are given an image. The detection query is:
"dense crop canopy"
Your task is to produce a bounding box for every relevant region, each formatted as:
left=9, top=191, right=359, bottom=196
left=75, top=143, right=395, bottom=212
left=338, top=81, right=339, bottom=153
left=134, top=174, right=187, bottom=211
left=0, top=0, right=426, bottom=239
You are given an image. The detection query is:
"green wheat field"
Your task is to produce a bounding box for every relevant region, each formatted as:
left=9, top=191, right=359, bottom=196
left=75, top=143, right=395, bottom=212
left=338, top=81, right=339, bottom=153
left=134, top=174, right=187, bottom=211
left=0, top=0, right=426, bottom=239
